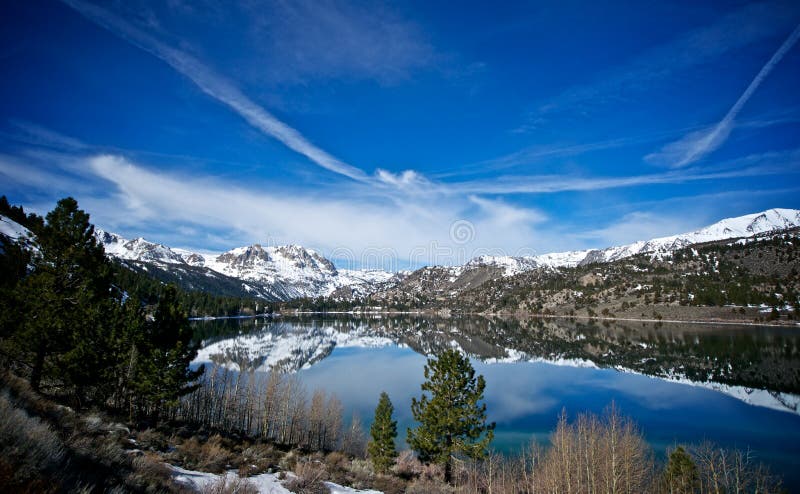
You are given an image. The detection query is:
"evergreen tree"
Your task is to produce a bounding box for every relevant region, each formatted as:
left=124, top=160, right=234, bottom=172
left=368, top=391, right=398, bottom=473
left=0, top=237, right=30, bottom=341
left=407, top=348, right=495, bottom=483
left=134, top=285, right=204, bottom=422
left=662, top=446, right=699, bottom=494
left=12, top=197, right=113, bottom=402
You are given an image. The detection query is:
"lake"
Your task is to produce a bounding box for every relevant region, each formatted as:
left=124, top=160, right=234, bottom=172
left=191, top=315, right=800, bottom=488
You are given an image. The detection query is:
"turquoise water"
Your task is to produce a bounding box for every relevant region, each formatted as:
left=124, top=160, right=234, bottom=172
left=193, top=316, right=800, bottom=488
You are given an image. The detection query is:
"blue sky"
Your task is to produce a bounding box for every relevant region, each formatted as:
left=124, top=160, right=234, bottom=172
left=1, top=0, right=799, bottom=270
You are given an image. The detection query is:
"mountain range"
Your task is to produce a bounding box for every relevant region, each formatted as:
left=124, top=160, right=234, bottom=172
left=2, top=208, right=799, bottom=302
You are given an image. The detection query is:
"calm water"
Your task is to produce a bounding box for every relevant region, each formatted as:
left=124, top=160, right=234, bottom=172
left=191, top=315, right=800, bottom=488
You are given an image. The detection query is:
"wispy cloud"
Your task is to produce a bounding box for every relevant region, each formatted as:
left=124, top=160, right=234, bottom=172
left=3, top=120, right=88, bottom=151
left=519, top=1, right=800, bottom=129
left=646, top=23, right=800, bottom=168
left=441, top=149, right=800, bottom=195
left=575, top=211, right=701, bottom=248
left=60, top=0, right=369, bottom=182
left=469, top=196, right=546, bottom=228
left=246, top=0, right=434, bottom=84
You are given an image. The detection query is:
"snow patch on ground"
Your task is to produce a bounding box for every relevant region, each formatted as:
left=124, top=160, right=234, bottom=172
left=169, top=465, right=381, bottom=494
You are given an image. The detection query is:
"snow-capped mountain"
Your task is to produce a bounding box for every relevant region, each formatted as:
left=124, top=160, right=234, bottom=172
left=93, top=230, right=395, bottom=300
left=466, top=208, right=800, bottom=275
left=97, top=229, right=186, bottom=265
left=2, top=207, right=798, bottom=301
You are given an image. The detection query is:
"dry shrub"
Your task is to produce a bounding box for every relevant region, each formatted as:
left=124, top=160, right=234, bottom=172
left=0, top=389, right=65, bottom=488
left=405, top=477, right=454, bottom=494
left=324, top=451, right=348, bottom=470
left=201, top=473, right=259, bottom=494
left=136, top=428, right=169, bottom=452
left=238, top=442, right=282, bottom=475
left=370, top=474, right=407, bottom=494
left=347, top=458, right=374, bottom=487
left=284, top=460, right=329, bottom=494
left=128, top=451, right=175, bottom=491
left=279, top=450, right=300, bottom=471
left=176, top=434, right=235, bottom=473
left=83, top=413, right=104, bottom=433
left=322, top=451, right=350, bottom=484
left=392, top=449, right=423, bottom=479
left=419, top=461, right=444, bottom=482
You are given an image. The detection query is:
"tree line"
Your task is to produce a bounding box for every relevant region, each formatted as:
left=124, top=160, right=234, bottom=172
left=0, top=197, right=202, bottom=419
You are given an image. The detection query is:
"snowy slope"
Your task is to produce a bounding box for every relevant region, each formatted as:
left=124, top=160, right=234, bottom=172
left=0, top=215, right=31, bottom=241
left=6, top=207, right=798, bottom=299
left=583, top=208, right=800, bottom=265
left=466, top=208, right=800, bottom=275
left=92, top=231, right=397, bottom=300
left=0, top=214, right=37, bottom=256
left=96, top=229, right=186, bottom=264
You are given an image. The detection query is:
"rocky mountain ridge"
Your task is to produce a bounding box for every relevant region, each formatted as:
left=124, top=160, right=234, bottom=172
left=3, top=207, right=799, bottom=303
left=95, top=229, right=395, bottom=300
left=467, top=208, right=800, bottom=274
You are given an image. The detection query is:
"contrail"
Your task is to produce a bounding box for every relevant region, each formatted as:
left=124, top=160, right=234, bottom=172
left=673, top=22, right=800, bottom=168
left=59, top=0, right=369, bottom=182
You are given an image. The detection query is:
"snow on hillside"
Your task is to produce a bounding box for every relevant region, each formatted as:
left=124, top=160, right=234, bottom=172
left=0, top=215, right=31, bottom=241
left=584, top=208, right=800, bottom=265
left=96, top=229, right=185, bottom=264
left=465, top=255, right=539, bottom=276
left=466, top=208, right=800, bottom=276
left=92, top=230, right=397, bottom=300
left=6, top=207, right=797, bottom=299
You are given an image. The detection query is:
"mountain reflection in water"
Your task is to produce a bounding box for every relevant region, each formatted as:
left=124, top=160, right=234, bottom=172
left=193, top=315, right=800, bottom=414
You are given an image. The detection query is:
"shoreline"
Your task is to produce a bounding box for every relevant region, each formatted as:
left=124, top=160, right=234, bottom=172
left=193, top=308, right=799, bottom=328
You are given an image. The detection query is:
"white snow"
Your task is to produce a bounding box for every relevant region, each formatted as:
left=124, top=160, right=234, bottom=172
left=85, top=208, right=800, bottom=299
left=325, top=483, right=382, bottom=494
left=0, top=215, right=31, bottom=241
left=461, top=208, right=800, bottom=275
left=169, top=464, right=381, bottom=494
left=94, top=231, right=398, bottom=300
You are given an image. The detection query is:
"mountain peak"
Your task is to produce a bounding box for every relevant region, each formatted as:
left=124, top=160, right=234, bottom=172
left=8, top=207, right=795, bottom=302
left=463, top=208, right=800, bottom=274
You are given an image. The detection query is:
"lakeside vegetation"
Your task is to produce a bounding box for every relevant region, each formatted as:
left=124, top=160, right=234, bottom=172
left=0, top=197, right=791, bottom=493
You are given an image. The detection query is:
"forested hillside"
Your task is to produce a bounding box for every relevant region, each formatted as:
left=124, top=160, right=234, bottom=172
left=363, top=229, right=800, bottom=324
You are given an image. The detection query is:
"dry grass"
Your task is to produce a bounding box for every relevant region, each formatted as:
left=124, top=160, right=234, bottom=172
left=136, top=427, right=169, bottom=452
left=201, top=473, right=259, bottom=494
left=0, top=389, right=65, bottom=491
left=392, top=449, right=423, bottom=479
left=175, top=434, right=236, bottom=473
left=284, top=460, right=329, bottom=494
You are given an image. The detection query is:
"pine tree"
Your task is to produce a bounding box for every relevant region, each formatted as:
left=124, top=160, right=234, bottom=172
left=368, top=391, right=398, bottom=473
left=12, top=197, right=113, bottom=403
left=134, top=285, right=204, bottom=423
left=663, top=446, right=699, bottom=494
left=407, top=348, right=495, bottom=483
left=0, top=237, right=30, bottom=341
